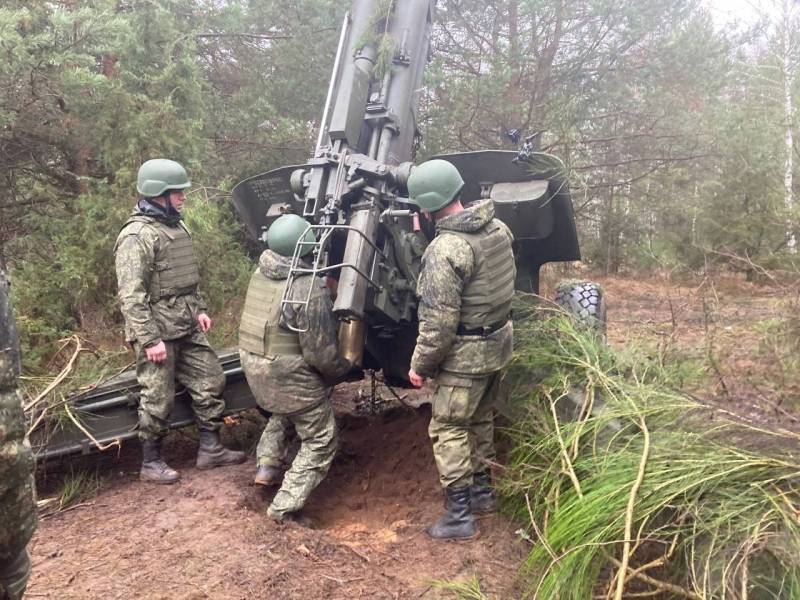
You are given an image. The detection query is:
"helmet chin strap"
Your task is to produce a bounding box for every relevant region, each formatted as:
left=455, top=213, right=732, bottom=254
left=162, top=191, right=178, bottom=215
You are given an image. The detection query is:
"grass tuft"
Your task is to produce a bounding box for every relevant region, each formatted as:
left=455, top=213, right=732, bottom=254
left=502, top=299, right=800, bottom=599
left=57, top=468, right=100, bottom=510
left=430, top=574, right=488, bottom=600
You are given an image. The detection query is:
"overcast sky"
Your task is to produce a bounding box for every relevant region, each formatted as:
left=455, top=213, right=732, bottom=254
left=706, top=0, right=764, bottom=26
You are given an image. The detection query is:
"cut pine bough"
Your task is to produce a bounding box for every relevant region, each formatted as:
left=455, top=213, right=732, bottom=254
left=502, top=305, right=800, bottom=600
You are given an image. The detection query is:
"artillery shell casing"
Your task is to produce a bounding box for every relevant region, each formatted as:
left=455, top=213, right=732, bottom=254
left=338, top=319, right=366, bottom=367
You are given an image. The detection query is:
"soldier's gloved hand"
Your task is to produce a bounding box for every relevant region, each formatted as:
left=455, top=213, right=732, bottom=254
left=145, top=340, right=167, bottom=364
left=197, top=312, right=213, bottom=333
left=408, top=368, right=425, bottom=388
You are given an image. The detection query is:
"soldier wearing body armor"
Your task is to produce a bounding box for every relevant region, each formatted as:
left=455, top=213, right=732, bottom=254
left=239, top=214, right=351, bottom=527
left=114, top=159, right=245, bottom=484
left=407, top=159, right=515, bottom=540
left=1, top=271, right=37, bottom=600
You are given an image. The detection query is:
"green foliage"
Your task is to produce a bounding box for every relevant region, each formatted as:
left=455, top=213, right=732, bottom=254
left=57, top=468, right=100, bottom=510
left=2, top=0, right=318, bottom=370
left=503, top=304, right=800, bottom=599
left=421, top=0, right=800, bottom=275
left=194, top=0, right=340, bottom=181
left=355, top=0, right=398, bottom=78
left=182, top=193, right=253, bottom=345
left=10, top=188, right=128, bottom=370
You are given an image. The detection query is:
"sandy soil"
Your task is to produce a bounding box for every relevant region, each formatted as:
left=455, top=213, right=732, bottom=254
left=27, top=399, right=525, bottom=600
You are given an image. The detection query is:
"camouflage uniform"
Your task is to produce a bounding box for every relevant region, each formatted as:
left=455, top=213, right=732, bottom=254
left=239, top=250, right=349, bottom=520
left=114, top=199, right=225, bottom=442
left=255, top=414, right=291, bottom=469
left=411, top=200, right=515, bottom=489
left=0, top=271, right=37, bottom=600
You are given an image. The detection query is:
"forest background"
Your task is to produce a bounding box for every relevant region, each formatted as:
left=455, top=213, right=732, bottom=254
left=1, top=0, right=798, bottom=371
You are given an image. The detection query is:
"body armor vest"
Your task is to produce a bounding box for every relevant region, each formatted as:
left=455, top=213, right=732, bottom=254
left=239, top=270, right=302, bottom=357
left=122, top=216, right=201, bottom=301
left=448, top=220, right=515, bottom=329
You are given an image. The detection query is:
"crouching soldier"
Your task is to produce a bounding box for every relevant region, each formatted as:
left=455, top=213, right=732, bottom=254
left=114, top=159, right=246, bottom=484
left=239, top=214, right=351, bottom=526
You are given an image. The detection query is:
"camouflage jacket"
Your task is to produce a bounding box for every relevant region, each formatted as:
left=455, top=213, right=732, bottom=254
left=0, top=271, right=37, bottom=562
left=239, top=250, right=350, bottom=414
left=411, top=200, right=514, bottom=377
left=114, top=201, right=207, bottom=347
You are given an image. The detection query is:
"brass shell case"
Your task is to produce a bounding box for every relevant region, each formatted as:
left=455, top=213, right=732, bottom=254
left=338, top=319, right=366, bottom=367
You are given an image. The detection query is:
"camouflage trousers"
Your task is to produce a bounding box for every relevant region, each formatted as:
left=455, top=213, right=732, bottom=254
left=256, top=414, right=292, bottom=467
left=0, top=390, right=37, bottom=600
left=0, top=548, right=31, bottom=600
left=133, top=330, right=225, bottom=442
left=428, top=370, right=501, bottom=489
left=261, top=401, right=337, bottom=520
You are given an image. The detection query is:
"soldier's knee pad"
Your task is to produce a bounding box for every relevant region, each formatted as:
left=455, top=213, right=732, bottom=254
left=0, top=548, right=31, bottom=600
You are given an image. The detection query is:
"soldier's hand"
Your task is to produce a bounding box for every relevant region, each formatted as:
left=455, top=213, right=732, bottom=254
left=408, top=368, right=425, bottom=388
left=197, top=312, right=213, bottom=333
left=145, top=341, right=167, bottom=364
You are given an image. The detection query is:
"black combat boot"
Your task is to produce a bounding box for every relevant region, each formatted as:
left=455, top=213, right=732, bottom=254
left=427, top=486, right=478, bottom=540
left=471, top=470, right=499, bottom=515
left=140, top=439, right=180, bottom=484
left=254, top=464, right=284, bottom=486
left=196, top=429, right=247, bottom=469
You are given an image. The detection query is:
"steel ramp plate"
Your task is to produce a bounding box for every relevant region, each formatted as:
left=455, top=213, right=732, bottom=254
left=31, top=349, right=256, bottom=461
left=231, top=165, right=305, bottom=240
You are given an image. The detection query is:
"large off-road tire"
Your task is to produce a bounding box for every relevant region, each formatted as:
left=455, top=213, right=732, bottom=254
left=551, top=281, right=617, bottom=430
left=554, top=281, right=607, bottom=336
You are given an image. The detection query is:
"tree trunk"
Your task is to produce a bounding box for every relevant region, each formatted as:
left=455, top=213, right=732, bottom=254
left=782, top=0, right=796, bottom=253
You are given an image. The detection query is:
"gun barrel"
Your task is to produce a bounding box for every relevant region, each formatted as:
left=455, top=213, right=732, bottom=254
left=379, top=0, right=434, bottom=165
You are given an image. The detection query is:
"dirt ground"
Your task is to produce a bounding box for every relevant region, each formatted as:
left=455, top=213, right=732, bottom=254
left=27, top=397, right=525, bottom=600
left=588, top=274, right=799, bottom=427
left=25, top=273, right=796, bottom=599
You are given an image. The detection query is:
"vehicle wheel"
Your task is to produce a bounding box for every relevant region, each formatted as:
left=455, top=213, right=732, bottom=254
left=552, top=281, right=615, bottom=430
left=553, top=281, right=607, bottom=336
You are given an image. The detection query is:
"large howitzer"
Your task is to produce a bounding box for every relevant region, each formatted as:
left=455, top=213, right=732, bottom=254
left=31, top=0, right=583, bottom=461
left=232, top=0, right=581, bottom=384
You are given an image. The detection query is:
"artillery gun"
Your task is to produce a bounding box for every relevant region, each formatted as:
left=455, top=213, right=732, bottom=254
left=231, top=0, right=583, bottom=384
left=30, top=0, right=592, bottom=460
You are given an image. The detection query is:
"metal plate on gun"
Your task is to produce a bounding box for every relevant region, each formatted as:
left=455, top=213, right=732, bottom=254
left=232, top=165, right=305, bottom=240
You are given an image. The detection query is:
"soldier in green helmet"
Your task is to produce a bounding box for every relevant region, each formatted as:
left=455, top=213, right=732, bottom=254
left=114, top=159, right=246, bottom=484
left=0, top=270, right=37, bottom=600
left=407, top=159, right=515, bottom=540
left=239, top=213, right=351, bottom=527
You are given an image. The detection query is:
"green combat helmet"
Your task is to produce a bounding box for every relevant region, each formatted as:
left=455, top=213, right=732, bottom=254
left=407, top=159, right=465, bottom=212
left=266, top=214, right=315, bottom=257
left=137, top=159, right=191, bottom=197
